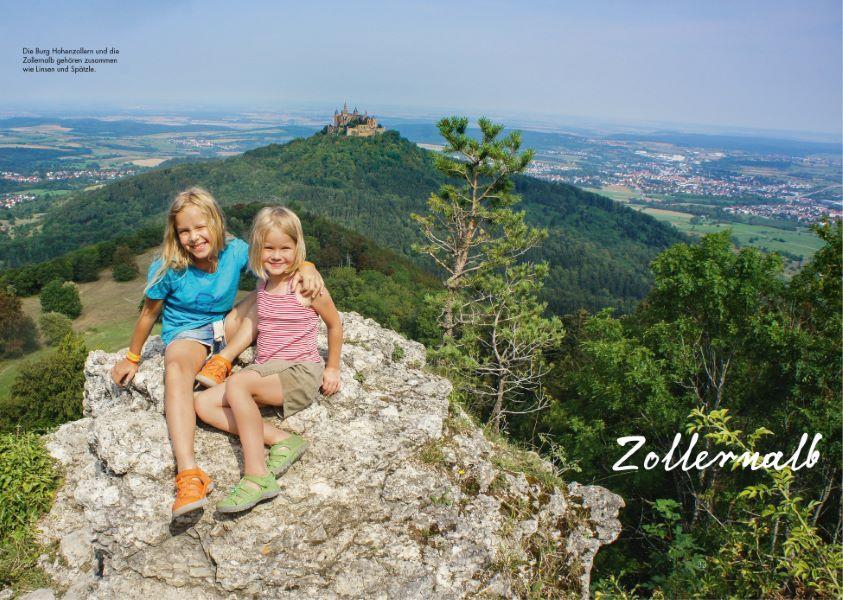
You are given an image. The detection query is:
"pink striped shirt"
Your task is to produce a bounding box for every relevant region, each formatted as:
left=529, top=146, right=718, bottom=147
left=255, top=278, right=322, bottom=364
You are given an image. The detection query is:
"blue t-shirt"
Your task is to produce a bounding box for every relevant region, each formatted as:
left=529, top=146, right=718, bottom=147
left=145, top=238, right=249, bottom=344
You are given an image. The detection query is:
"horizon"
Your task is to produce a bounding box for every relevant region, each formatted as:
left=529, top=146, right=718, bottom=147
left=0, top=103, right=840, bottom=146
left=1, top=1, right=840, bottom=137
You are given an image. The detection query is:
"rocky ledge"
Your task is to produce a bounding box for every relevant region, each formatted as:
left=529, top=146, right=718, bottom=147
left=34, top=312, right=623, bottom=599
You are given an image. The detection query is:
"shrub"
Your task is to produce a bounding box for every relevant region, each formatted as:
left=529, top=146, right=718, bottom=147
left=0, top=333, right=87, bottom=431
left=238, top=270, right=257, bottom=291
left=39, top=280, right=82, bottom=319
left=38, top=311, right=73, bottom=346
left=0, top=430, right=60, bottom=588
left=111, top=245, right=139, bottom=282
left=0, top=430, right=59, bottom=533
left=112, top=262, right=139, bottom=282
left=0, top=288, right=38, bottom=358
left=70, top=247, right=100, bottom=283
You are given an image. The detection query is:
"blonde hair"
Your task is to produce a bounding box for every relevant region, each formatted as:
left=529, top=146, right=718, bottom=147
left=145, top=187, right=226, bottom=291
left=249, top=206, right=306, bottom=280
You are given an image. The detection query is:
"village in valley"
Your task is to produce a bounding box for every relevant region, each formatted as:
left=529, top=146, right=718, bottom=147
left=526, top=143, right=840, bottom=223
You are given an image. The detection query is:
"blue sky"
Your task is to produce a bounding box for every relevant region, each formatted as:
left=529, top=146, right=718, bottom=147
left=1, top=0, right=840, bottom=135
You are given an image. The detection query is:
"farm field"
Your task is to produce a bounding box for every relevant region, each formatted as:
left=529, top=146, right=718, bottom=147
left=582, top=185, right=643, bottom=202
left=584, top=185, right=823, bottom=261
left=633, top=206, right=823, bottom=258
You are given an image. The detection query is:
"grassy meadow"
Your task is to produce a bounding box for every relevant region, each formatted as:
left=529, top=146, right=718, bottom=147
left=0, top=250, right=161, bottom=401
left=0, top=247, right=259, bottom=403
left=634, top=206, right=824, bottom=258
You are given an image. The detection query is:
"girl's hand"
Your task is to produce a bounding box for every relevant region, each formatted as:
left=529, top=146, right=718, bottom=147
left=321, top=367, right=341, bottom=396
left=293, top=263, right=324, bottom=299
left=111, top=358, right=139, bottom=387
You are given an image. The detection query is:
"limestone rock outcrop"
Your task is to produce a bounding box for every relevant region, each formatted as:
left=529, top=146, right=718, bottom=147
left=36, top=312, right=623, bottom=599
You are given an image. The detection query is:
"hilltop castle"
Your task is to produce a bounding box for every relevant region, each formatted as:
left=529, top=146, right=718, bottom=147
left=326, top=102, right=384, bottom=137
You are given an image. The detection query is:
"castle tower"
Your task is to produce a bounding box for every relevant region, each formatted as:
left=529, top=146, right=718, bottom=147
left=327, top=102, right=383, bottom=137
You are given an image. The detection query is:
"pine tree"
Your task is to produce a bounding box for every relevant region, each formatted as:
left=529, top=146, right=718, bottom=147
left=412, top=116, right=544, bottom=339
left=464, top=263, right=564, bottom=431
left=1, top=332, right=87, bottom=431
left=413, top=117, right=562, bottom=432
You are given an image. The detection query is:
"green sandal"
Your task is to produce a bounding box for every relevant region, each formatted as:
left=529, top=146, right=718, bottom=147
left=217, top=474, right=280, bottom=514
left=267, top=434, right=309, bottom=476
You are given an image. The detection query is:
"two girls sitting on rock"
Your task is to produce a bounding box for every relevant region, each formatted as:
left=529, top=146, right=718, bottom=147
left=111, top=188, right=342, bottom=517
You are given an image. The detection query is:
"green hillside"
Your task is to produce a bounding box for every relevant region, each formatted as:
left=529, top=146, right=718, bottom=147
left=0, top=130, right=686, bottom=314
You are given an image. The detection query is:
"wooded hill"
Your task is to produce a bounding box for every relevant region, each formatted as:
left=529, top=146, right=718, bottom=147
left=0, top=130, right=685, bottom=314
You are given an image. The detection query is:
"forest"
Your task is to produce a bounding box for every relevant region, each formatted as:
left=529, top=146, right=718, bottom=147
left=0, top=130, right=685, bottom=315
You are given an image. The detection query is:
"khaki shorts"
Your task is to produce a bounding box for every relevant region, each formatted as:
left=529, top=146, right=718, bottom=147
left=241, top=360, right=324, bottom=418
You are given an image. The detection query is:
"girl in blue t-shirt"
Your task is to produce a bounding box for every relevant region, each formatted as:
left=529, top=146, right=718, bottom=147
left=110, top=187, right=323, bottom=518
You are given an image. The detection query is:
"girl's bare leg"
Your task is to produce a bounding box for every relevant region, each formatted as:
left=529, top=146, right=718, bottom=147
left=223, top=369, right=289, bottom=476
left=194, top=380, right=288, bottom=446
left=216, top=291, right=257, bottom=364
left=163, top=340, right=208, bottom=472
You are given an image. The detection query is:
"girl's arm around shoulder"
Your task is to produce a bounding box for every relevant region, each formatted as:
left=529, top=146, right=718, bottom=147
left=294, top=262, right=325, bottom=299
left=311, top=289, right=342, bottom=396
left=311, top=288, right=340, bottom=330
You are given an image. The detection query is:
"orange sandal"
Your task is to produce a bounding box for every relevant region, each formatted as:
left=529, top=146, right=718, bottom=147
left=172, top=467, right=214, bottom=518
left=195, top=355, right=232, bottom=388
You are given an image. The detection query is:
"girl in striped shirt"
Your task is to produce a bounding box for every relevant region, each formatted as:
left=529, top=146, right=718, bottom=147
left=194, top=206, right=342, bottom=513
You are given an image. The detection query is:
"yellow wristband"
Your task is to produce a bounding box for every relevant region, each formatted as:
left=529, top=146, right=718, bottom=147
left=126, top=351, right=141, bottom=364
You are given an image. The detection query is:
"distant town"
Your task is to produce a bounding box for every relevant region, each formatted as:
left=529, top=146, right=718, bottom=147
left=166, top=138, right=240, bottom=152
left=1, top=167, right=135, bottom=187
left=526, top=144, right=841, bottom=222
left=0, top=192, right=36, bottom=209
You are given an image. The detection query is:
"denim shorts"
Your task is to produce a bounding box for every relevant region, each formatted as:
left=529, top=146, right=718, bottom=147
left=169, top=321, right=227, bottom=354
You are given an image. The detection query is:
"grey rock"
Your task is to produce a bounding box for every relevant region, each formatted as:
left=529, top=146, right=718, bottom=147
left=18, top=590, right=55, bottom=600
left=38, top=312, right=623, bottom=599
left=566, top=482, right=626, bottom=596
left=59, top=529, right=94, bottom=570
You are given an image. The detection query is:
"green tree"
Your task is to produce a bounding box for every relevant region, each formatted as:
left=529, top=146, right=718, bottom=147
left=666, top=408, right=842, bottom=598
left=412, top=117, right=563, bottom=435
left=39, top=280, right=82, bottom=319
left=533, top=227, right=842, bottom=595
left=38, top=311, right=73, bottom=346
left=111, top=244, right=139, bottom=282
left=412, top=116, right=542, bottom=338
left=772, top=219, right=842, bottom=539
left=0, top=287, right=38, bottom=358
left=70, top=247, right=100, bottom=283
left=460, top=263, right=564, bottom=431
left=0, top=332, right=87, bottom=431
